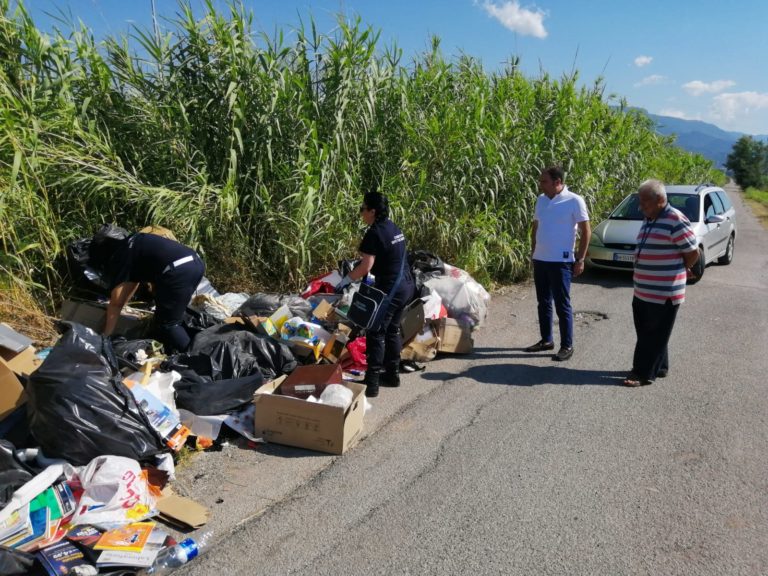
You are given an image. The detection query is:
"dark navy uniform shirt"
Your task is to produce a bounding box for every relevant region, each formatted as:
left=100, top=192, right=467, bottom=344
left=359, top=219, right=410, bottom=290
left=107, top=233, right=198, bottom=287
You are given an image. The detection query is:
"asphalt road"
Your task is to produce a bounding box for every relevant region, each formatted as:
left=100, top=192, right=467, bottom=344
left=177, top=182, right=767, bottom=575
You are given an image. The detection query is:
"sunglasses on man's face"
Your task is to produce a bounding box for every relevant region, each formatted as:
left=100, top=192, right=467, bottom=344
left=359, top=205, right=368, bottom=212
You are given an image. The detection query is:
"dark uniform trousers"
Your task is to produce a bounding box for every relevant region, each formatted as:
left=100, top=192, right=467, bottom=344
left=153, top=256, right=205, bottom=352
left=366, top=281, right=412, bottom=374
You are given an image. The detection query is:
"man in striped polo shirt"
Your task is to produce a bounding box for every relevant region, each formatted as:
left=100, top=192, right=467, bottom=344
left=623, top=179, right=699, bottom=387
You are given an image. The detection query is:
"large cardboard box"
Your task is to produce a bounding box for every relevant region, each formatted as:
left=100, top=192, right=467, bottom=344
left=254, top=374, right=365, bottom=455
left=0, top=363, right=26, bottom=421
left=279, top=364, right=342, bottom=399
left=59, top=299, right=151, bottom=337
left=435, top=318, right=474, bottom=354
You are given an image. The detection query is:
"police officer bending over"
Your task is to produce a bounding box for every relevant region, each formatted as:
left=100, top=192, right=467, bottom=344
left=101, top=232, right=205, bottom=352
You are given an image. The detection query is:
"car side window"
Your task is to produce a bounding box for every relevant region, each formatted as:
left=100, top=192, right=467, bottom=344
left=716, top=191, right=732, bottom=212
left=704, top=194, right=717, bottom=219
left=711, top=193, right=725, bottom=215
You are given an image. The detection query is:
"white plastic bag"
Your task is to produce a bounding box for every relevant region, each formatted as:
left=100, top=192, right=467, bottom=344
left=71, top=456, right=157, bottom=526
left=319, top=384, right=353, bottom=410
left=425, top=271, right=490, bottom=327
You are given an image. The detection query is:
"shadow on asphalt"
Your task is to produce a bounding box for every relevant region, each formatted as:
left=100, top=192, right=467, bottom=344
left=576, top=268, right=634, bottom=289
left=422, top=363, right=627, bottom=387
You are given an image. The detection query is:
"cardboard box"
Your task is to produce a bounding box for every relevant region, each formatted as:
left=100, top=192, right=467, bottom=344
left=401, top=325, right=440, bottom=362
left=400, top=299, right=425, bottom=344
left=0, top=324, right=42, bottom=378
left=226, top=315, right=278, bottom=338
left=59, top=299, right=151, bottom=338
left=311, top=299, right=338, bottom=323
left=0, top=362, right=26, bottom=421
left=435, top=318, right=473, bottom=354
left=279, top=364, right=342, bottom=399
left=321, top=331, right=349, bottom=363
left=254, top=377, right=365, bottom=455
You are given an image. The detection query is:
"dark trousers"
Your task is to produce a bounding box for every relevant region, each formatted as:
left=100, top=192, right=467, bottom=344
left=533, top=260, right=574, bottom=348
left=631, top=296, right=679, bottom=381
left=366, top=281, right=412, bottom=374
left=153, top=257, right=205, bottom=352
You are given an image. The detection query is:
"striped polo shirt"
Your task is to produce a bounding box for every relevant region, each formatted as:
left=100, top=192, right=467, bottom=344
left=633, top=203, right=697, bottom=304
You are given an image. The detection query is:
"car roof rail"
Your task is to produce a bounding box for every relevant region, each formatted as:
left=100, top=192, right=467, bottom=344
left=694, top=183, right=713, bottom=192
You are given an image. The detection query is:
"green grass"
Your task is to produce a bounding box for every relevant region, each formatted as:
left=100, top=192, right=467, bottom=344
left=745, top=186, right=768, bottom=206
left=0, top=0, right=726, bottom=309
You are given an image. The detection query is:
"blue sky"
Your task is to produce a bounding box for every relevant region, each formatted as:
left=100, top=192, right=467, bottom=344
left=22, top=0, right=768, bottom=135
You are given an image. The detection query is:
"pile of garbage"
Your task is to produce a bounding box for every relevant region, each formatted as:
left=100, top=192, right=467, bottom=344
left=0, top=230, right=490, bottom=574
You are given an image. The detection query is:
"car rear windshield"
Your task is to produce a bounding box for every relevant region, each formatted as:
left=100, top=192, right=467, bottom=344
left=609, top=193, right=699, bottom=222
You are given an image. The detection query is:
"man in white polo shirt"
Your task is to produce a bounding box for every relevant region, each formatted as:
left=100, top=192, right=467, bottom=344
left=623, top=179, right=699, bottom=386
left=525, top=165, right=591, bottom=361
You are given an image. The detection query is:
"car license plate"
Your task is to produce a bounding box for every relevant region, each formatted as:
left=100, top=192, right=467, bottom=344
left=614, top=253, right=635, bottom=263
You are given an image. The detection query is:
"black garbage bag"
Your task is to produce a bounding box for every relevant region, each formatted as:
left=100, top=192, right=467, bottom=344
left=182, top=307, right=221, bottom=337
left=111, top=337, right=163, bottom=369
left=0, top=546, right=34, bottom=575
left=408, top=250, right=446, bottom=294
left=168, top=324, right=296, bottom=415
left=168, top=354, right=264, bottom=416
left=190, top=324, right=297, bottom=381
left=66, top=224, right=131, bottom=294
left=235, top=293, right=313, bottom=321
left=0, top=440, right=34, bottom=508
left=26, top=322, right=166, bottom=466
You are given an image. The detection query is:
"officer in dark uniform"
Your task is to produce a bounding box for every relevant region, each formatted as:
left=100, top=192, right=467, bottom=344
left=101, top=232, right=205, bottom=352
left=336, top=192, right=414, bottom=397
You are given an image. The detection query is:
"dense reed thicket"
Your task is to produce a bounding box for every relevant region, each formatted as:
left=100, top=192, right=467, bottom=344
left=0, top=0, right=723, bottom=310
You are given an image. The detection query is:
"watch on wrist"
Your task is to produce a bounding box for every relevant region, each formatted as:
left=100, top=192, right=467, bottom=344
left=575, top=257, right=584, bottom=264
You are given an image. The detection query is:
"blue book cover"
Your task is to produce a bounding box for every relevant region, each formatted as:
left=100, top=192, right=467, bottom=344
left=37, top=540, right=94, bottom=576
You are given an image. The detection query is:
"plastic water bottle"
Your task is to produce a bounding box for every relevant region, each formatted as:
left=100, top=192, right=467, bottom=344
left=139, top=531, right=213, bottom=575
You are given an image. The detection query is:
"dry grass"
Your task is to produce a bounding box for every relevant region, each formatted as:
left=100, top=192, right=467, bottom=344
left=0, top=282, right=59, bottom=346
left=744, top=198, right=768, bottom=230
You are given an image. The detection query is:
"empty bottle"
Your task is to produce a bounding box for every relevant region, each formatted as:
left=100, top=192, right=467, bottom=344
left=139, top=530, right=213, bottom=575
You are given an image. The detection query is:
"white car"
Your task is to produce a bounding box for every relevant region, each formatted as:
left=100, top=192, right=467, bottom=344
left=586, top=184, right=736, bottom=283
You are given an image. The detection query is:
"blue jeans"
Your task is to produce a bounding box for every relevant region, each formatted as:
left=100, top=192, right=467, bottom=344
left=533, top=260, right=573, bottom=349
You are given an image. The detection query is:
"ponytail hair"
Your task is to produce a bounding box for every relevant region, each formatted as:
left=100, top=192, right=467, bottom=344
left=363, top=191, right=389, bottom=222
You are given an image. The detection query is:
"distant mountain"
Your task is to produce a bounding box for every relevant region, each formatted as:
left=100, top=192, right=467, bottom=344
left=636, top=110, right=768, bottom=169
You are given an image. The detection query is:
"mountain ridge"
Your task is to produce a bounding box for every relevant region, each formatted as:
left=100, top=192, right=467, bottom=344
left=633, top=108, right=768, bottom=168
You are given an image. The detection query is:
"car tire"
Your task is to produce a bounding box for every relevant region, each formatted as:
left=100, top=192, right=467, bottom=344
left=687, top=247, right=705, bottom=285
left=717, top=235, right=734, bottom=265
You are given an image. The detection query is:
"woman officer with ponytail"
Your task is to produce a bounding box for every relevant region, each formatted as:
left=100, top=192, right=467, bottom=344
left=336, top=192, right=414, bottom=398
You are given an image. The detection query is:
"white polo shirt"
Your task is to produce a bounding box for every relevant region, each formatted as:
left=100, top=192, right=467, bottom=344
left=532, top=187, right=590, bottom=262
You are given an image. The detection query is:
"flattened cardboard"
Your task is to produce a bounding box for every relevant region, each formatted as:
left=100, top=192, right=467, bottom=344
left=156, top=488, right=209, bottom=529
left=254, top=375, right=365, bottom=455
left=59, top=299, right=151, bottom=338
left=435, top=318, right=474, bottom=354
left=0, top=324, right=33, bottom=354
left=0, top=362, right=26, bottom=421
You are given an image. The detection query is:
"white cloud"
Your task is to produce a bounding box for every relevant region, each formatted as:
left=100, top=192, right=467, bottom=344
left=658, top=108, right=700, bottom=121
left=481, top=1, right=548, bottom=38
left=634, top=55, right=652, bottom=67
left=634, top=74, right=665, bottom=87
left=710, top=91, right=768, bottom=122
left=682, top=79, right=736, bottom=96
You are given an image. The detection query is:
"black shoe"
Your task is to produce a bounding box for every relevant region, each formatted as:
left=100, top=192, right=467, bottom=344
left=553, top=346, right=574, bottom=361
left=524, top=340, right=555, bottom=352
left=364, top=371, right=380, bottom=398
left=380, top=370, right=400, bottom=388
left=657, top=369, right=668, bottom=378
